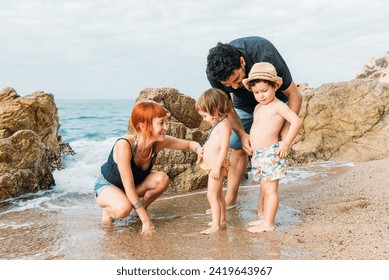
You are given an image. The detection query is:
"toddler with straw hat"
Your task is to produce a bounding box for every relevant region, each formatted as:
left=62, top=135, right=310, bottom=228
left=243, top=62, right=302, bottom=233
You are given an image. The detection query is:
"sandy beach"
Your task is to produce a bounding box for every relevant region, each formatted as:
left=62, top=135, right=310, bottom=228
left=276, top=157, right=388, bottom=259
left=99, top=156, right=388, bottom=260
left=0, top=157, right=388, bottom=260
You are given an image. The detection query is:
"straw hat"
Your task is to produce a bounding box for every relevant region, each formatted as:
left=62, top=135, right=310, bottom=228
left=242, top=62, right=283, bottom=91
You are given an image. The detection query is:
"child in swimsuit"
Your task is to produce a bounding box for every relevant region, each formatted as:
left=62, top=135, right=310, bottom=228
left=242, top=62, right=302, bottom=233
left=195, top=88, right=232, bottom=234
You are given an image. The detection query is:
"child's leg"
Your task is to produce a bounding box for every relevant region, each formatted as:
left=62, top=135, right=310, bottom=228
left=248, top=179, right=279, bottom=233
left=257, top=189, right=264, bottom=218
left=219, top=182, right=226, bottom=227
left=249, top=183, right=265, bottom=226
left=207, top=188, right=227, bottom=228
left=202, top=176, right=224, bottom=235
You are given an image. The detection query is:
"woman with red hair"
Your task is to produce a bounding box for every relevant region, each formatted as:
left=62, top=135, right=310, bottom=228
left=94, top=101, right=203, bottom=235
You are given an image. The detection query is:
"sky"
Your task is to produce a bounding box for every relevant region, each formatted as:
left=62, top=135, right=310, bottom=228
left=1, top=0, right=388, bottom=99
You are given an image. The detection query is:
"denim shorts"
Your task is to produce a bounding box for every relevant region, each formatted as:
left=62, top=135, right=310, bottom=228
left=229, top=108, right=253, bottom=149
left=93, top=174, right=112, bottom=198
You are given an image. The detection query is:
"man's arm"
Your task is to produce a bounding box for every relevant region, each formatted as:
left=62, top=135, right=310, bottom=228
left=227, top=100, right=252, bottom=155
left=282, top=81, right=302, bottom=114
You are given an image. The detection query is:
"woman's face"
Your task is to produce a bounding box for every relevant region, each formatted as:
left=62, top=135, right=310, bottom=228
left=151, top=116, right=168, bottom=140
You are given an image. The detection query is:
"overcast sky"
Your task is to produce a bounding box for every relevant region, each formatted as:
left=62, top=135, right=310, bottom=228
left=1, top=0, right=388, bottom=99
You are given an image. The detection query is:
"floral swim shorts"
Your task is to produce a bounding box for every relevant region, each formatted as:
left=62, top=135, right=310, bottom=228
left=251, top=143, right=287, bottom=182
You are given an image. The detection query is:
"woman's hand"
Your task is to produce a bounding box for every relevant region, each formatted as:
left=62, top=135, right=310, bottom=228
left=141, top=219, right=155, bottom=235
left=195, top=146, right=204, bottom=164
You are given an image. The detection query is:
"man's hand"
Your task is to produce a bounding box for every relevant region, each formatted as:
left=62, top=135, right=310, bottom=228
left=240, top=133, right=252, bottom=156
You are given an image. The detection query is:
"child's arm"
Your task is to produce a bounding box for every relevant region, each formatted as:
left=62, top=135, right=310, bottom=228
left=276, top=102, right=302, bottom=158
left=211, top=120, right=231, bottom=180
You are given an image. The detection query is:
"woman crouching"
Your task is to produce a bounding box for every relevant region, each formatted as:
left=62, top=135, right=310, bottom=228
left=94, top=101, right=203, bottom=235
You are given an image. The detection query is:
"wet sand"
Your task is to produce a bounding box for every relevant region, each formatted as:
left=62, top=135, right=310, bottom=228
left=0, top=158, right=388, bottom=260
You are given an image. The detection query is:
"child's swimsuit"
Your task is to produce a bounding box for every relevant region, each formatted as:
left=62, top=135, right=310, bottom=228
left=251, top=143, right=286, bottom=182
left=199, top=159, right=229, bottom=177
left=199, top=116, right=229, bottom=176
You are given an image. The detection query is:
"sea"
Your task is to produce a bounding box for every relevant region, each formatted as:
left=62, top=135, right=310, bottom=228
left=0, top=98, right=355, bottom=261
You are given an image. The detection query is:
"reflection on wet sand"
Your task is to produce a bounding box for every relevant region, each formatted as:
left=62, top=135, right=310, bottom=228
left=0, top=163, right=353, bottom=259
left=97, top=182, right=302, bottom=260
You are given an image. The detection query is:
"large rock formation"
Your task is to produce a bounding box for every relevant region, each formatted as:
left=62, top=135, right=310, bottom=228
left=355, top=52, right=389, bottom=83
left=131, top=88, right=210, bottom=192
left=290, top=80, right=389, bottom=164
left=0, top=88, right=62, bottom=200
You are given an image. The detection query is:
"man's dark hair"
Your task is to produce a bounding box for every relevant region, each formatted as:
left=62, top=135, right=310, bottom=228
left=206, top=42, right=242, bottom=82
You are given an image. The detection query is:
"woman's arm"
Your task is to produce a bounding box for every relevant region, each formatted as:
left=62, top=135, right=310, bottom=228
left=160, top=135, right=203, bottom=161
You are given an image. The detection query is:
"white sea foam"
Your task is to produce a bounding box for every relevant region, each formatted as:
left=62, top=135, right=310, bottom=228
left=53, top=138, right=115, bottom=194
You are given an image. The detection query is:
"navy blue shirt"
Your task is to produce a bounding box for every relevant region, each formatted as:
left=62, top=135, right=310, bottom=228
left=207, top=36, right=292, bottom=114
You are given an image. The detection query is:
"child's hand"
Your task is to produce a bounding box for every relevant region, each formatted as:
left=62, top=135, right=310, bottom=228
left=276, top=142, right=289, bottom=159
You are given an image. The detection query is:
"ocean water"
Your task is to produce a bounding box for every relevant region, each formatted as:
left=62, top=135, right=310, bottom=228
left=0, top=99, right=355, bottom=259
left=54, top=99, right=135, bottom=194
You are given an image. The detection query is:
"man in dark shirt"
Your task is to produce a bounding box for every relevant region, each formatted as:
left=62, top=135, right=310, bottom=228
left=206, top=36, right=302, bottom=212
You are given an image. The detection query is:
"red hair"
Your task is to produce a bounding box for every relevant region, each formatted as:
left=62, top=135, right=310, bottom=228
left=130, top=101, right=167, bottom=138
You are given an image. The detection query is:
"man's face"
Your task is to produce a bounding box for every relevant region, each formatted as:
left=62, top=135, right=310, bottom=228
left=221, top=67, right=246, bottom=90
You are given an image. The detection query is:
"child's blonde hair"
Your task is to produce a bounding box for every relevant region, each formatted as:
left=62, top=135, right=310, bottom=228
left=195, top=88, right=231, bottom=117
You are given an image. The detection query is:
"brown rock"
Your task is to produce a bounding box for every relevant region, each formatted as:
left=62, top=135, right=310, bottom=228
left=290, top=79, right=389, bottom=163
left=132, top=88, right=209, bottom=192
left=0, top=87, right=63, bottom=200
left=355, top=52, right=389, bottom=83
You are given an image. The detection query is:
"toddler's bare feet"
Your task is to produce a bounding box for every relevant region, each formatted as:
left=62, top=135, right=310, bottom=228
left=101, top=209, right=113, bottom=224
left=247, top=223, right=274, bottom=233
left=201, top=226, right=220, bottom=235
left=248, top=217, right=264, bottom=226
left=248, top=213, right=264, bottom=226
left=208, top=221, right=227, bottom=230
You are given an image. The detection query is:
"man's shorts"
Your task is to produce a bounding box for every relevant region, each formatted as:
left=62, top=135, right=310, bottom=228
left=251, top=143, right=287, bottom=182
left=229, top=108, right=253, bottom=149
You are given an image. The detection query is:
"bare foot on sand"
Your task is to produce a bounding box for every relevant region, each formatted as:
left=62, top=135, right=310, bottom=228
left=248, top=223, right=274, bottom=233
left=208, top=221, right=227, bottom=230
left=201, top=226, right=223, bottom=235
left=248, top=219, right=263, bottom=226
left=101, top=209, right=113, bottom=224
left=248, top=215, right=264, bottom=226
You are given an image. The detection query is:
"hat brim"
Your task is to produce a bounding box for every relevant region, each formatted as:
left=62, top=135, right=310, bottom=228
left=242, top=75, right=283, bottom=91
